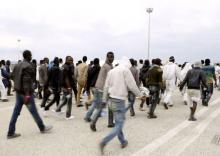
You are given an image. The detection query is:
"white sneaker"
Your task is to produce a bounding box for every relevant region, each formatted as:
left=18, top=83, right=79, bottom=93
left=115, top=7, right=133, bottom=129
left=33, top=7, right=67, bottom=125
left=42, top=110, right=49, bottom=117
left=65, top=116, right=75, bottom=120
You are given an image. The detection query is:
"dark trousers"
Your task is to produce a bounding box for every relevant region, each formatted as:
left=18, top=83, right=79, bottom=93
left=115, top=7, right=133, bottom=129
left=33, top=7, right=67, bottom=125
left=45, top=90, right=60, bottom=110
left=56, top=91, right=72, bottom=118
left=8, top=93, right=45, bottom=135
left=149, top=85, right=160, bottom=115
left=40, top=88, right=51, bottom=108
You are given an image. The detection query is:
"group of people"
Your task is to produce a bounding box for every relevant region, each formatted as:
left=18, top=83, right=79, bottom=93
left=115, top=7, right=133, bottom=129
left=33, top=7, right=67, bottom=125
left=3, top=50, right=220, bottom=155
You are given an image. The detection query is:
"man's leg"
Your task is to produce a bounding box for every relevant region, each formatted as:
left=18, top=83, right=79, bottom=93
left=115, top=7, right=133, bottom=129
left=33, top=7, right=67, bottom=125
left=26, top=95, right=45, bottom=131
left=7, top=94, right=23, bottom=136
left=189, top=101, right=197, bottom=121
left=76, top=84, right=83, bottom=107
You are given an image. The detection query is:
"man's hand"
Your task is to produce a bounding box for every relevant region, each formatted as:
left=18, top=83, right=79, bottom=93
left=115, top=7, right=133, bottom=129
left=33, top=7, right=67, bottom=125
left=24, top=95, right=31, bottom=105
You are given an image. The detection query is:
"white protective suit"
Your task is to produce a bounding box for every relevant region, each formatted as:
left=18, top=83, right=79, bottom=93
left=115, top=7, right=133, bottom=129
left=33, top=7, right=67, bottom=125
left=0, top=74, right=7, bottom=100
left=162, top=62, right=182, bottom=106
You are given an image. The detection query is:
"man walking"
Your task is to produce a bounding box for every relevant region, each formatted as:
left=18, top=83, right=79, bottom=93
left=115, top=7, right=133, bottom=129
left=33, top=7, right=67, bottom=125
left=99, top=57, right=145, bottom=154
left=179, top=61, right=207, bottom=121
left=7, top=50, right=52, bottom=139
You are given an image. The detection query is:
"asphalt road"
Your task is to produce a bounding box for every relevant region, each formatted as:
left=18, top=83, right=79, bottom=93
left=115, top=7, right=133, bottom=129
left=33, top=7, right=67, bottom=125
left=1, top=89, right=220, bottom=156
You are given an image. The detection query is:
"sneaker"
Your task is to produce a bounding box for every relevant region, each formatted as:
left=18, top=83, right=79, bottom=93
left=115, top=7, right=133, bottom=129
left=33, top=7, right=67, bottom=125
left=147, top=114, right=157, bottom=119
left=99, top=142, right=106, bottom=155
left=41, top=125, right=53, bottom=133
left=42, top=110, right=49, bottom=117
left=188, top=117, right=197, bottom=121
left=139, top=107, right=145, bottom=111
left=107, top=123, right=115, bottom=128
left=121, top=140, right=128, bottom=148
left=77, top=104, right=83, bottom=107
left=7, top=133, right=21, bottom=139
left=90, top=123, right=97, bottom=132
left=65, top=116, right=74, bottom=120
left=163, top=103, right=168, bottom=110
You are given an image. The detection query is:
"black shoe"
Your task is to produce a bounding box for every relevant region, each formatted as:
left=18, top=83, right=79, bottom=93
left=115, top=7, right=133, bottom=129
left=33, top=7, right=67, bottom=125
left=147, top=114, right=157, bottom=119
left=188, top=117, right=197, bottom=121
left=107, top=123, right=115, bottom=128
left=90, top=124, right=97, bottom=132
left=130, top=112, right=135, bottom=117
left=7, top=133, right=21, bottom=139
left=99, top=143, right=106, bottom=155
left=41, top=125, right=53, bottom=133
left=121, top=140, right=128, bottom=148
left=77, top=104, right=83, bottom=107
left=184, top=101, right=187, bottom=105
left=2, top=99, right=9, bottom=102
left=163, top=103, right=168, bottom=110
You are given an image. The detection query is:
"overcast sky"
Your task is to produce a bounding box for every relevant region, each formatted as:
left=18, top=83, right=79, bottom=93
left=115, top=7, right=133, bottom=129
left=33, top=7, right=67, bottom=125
left=0, top=0, right=219, bottom=64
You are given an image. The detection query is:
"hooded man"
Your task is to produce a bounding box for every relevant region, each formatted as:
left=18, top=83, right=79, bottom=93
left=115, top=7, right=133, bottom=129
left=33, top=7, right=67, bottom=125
left=99, top=57, right=145, bottom=154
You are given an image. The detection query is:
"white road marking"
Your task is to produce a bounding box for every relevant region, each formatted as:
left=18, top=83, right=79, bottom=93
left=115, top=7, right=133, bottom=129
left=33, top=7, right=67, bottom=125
left=165, top=106, right=220, bottom=156
left=132, top=97, right=220, bottom=156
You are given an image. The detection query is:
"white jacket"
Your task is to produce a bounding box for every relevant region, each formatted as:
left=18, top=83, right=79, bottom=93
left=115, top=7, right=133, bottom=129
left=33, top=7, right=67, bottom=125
left=163, top=62, right=182, bottom=81
left=103, top=65, right=142, bottom=101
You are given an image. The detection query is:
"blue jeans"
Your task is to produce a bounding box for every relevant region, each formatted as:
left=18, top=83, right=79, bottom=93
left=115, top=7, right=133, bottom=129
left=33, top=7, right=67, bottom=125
left=101, top=98, right=127, bottom=145
left=84, top=88, right=96, bottom=120
left=90, top=89, right=103, bottom=125
left=127, top=91, right=135, bottom=113
left=8, top=93, right=45, bottom=135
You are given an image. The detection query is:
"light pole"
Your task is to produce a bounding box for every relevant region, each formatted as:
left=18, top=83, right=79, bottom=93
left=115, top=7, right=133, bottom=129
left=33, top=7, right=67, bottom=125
left=146, top=8, right=153, bottom=60
left=17, top=39, right=21, bottom=61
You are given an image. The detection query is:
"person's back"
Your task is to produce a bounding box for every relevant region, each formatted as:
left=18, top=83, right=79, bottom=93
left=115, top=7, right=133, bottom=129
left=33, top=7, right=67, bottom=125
left=202, top=65, right=215, bottom=84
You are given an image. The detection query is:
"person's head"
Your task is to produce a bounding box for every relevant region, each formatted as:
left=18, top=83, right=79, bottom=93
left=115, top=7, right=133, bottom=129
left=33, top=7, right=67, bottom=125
left=82, top=56, right=87, bottom=63
left=23, top=50, right=32, bottom=62
left=32, top=59, right=37, bottom=66
left=44, top=57, right=49, bottom=64
left=6, top=60, right=11, bottom=66
left=65, top=56, right=73, bottom=65
left=205, top=59, right=210, bottom=66
left=93, top=58, right=99, bottom=65
left=169, top=56, right=175, bottom=63
left=89, top=60, right=94, bottom=66
left=151, top=59, right=155, bottom=65
left=53, top=57, right=59, bottom=66
left=193, top=61, right=202, bottom=68
left=144, top=59, right=150, bottom=66
left=134, top=60, right=137, bottom=66
left=40, top=60, right=44, bottom=65
left=59, top=58, right=63, bottom=64
left=1, top=60, right=5, bottom=66
left=154, top=58, right=162, bottom=66
left=129, top=58, right=135, bottom=66
left=201, top=60, right=204, bottom=65
left=139, top=59, right=143, bottom=64
left=106, top=51, right=114, bottom=64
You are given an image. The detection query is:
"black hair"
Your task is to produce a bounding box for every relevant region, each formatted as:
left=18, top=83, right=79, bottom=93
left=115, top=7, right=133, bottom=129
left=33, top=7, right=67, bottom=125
left=82, top=56, right=87, bottom=62
left=106, top=51, right=114, bottom=57
left=23, top=50, right=31, bottom=59
left=129, top=58, right=135, bottom=66
left=93, top=58, right=99, bottom=65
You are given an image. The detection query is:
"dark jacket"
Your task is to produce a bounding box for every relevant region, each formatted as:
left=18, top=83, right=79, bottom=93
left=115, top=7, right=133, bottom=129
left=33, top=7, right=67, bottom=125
left=180, top=67, right=207, bottom=90
left=11, top=60, right=35, bottom=95
left=139, top=65, right=150, bottom=87
left=87, top=64, right=101, bottom=88
left=61, top=63, right=75, bottom=88
left=46, top=65, right=61, bottom=91
left=146, top=65, right=163, bottom=87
